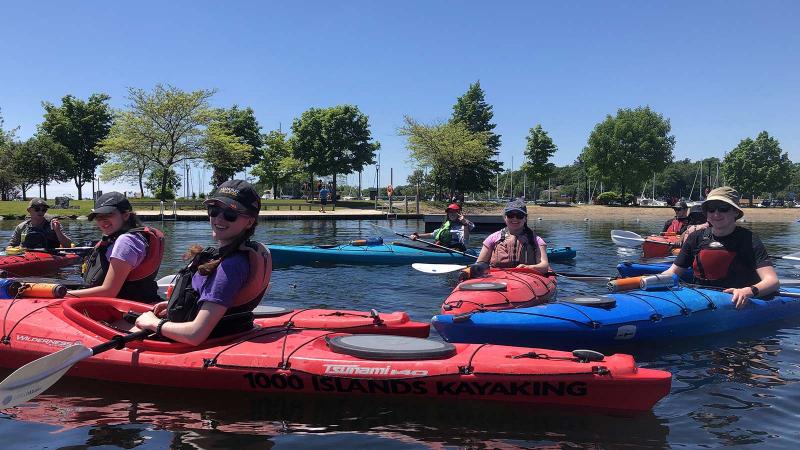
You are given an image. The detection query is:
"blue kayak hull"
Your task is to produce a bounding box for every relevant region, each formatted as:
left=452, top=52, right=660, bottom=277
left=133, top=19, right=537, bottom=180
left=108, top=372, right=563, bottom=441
left=432, top=286, right=800, bottom=350
left=616, top=260, right=694, bottom=279
left=269, top=243, right=576, bottom=267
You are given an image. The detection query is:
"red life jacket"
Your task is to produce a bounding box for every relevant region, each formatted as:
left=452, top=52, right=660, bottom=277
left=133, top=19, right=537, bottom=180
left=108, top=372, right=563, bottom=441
left=692, top=228, right=737, bottom=282
left=82, top=226, right=165, bottom=303
left=489, top=227, right=540, bottom=268
left=665, top=218, right=688, bottom=234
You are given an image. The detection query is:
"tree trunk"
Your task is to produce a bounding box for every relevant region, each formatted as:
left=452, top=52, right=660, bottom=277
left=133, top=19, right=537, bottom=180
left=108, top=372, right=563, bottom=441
left=332, top=171, right=337, bottom=209
left=43, top=183, right=47, bottom=200
left=21, top=187, right=27, bottom=201
left=75, top=177, right=83, bottom=200
left=160, top=170, right=169, bottom=201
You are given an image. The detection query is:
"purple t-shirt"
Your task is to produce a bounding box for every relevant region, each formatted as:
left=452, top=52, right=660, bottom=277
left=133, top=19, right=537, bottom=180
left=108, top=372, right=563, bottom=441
left=108, top=234, right=148, bottom=268
left=482, top=230, right=546, bottom=251
left=191, top=253, right=250, bottom=309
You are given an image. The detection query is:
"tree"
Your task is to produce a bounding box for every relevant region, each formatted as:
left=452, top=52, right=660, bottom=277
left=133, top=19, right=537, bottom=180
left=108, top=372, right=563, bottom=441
left=451, top=81, right=502, bottom=174
left=122, top=85, right=215, bottom=200
left=252, top=129, right=297, bottom=196
left=99, top=111, right=157, bottom=198
left=580, top=106, right=675, bottom=201
left=204, top=117, right=255, bottom=187
left=400, top=116, right=495, bottom=198
left=40, top=93, right=113, bottom=199
left=145, top=166, right=182, bottom=200
left=291, top=105, right=379, bottom=203
left=221, top=106, right=263, bottom=164
left=722, top=131, right=793, bottom=205
left=0, top=109, right=22, bottom=201
left=13, top=135, right=73, bottom=200
left=522, top=124, right=558, bottom=201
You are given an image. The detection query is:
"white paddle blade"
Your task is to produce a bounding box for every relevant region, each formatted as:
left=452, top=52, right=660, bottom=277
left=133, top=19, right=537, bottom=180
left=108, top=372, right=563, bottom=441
left=0, top=344, right=91, bottom=409
left=369, top=223, right=397, bottom=236
left=779, top=251, right=800, bottom=261
left=412, top=263, right=467, bottom=274
left=611, top=230, right=645, bottom=247
left=156, top=274, right=177, bottom=296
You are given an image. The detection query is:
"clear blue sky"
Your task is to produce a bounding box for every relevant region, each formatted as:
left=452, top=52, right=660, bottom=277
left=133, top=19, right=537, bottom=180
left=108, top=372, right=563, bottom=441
left=2, top=1, right=798, bottom=196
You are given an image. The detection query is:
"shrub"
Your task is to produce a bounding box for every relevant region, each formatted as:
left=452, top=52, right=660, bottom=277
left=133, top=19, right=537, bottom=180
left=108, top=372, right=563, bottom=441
left=596, top=191, right=621, bottom=205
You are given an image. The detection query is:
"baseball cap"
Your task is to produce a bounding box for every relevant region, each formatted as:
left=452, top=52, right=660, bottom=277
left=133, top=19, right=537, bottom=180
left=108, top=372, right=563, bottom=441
left=88, top=192, right=132, bottom=220
left=205, top=179, right=261, bottom=217
left=28, top=198, right=49, bottom=209
left=446, top=203, right=461, bottom=211
left=503, top=199, right=527, bottom=216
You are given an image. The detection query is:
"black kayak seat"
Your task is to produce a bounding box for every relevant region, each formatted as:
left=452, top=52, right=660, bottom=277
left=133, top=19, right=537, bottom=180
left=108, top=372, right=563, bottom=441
left=327, top=334, right=457, bottom=360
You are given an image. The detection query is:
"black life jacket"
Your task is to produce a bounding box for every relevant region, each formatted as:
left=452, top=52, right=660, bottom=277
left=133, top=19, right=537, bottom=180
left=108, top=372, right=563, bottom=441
left=20, top=219, right=59, bottom=249
left=166, top=241, right=272, bottom=338
left=691, top=227, right=758, bottom=288
left=82, top=226, right=165, bottom=303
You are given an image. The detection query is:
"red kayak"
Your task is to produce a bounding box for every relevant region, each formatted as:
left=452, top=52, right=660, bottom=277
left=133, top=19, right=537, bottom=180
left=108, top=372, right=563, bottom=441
left=441, top=268, right=557, bottom=315
left=0, top=251, right=81, bottom=277
left=0, top=297, right=670, bottom=413
left=642, top=234, right=680, bottom=258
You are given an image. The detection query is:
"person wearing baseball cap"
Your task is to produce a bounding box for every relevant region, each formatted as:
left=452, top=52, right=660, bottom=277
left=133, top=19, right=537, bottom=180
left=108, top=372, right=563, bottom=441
left=410, top=202, right=474, bottom=251
left=7, top=198, right=73, bottom=250
left=71, top=192, right=165, bottom=303
left=661, top=186, right=779, bottom=309
left=135, top=180, right=271, bottom=345
left=662, top=200, right=690, bottom=234
left=471, top=199, right=550, bottom=282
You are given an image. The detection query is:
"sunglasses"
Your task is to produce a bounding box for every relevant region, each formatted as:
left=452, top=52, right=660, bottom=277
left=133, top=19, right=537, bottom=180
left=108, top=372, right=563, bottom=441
left=704, top=203, right=732, bottom=214
left=207, top=205, right=243, bottom=222
left=505, top=212, right=526, bottom=220
left=31, top=206, right=48, bottom=212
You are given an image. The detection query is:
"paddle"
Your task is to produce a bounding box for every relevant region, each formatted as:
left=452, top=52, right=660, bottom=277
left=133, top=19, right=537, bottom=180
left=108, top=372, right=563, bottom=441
left=0, top=330, right=151, bottom=408
left=610, top=230, right=645, bottom=247
left=22, top=247, right=95, bottom=254
left=411, top=263, right=617, bottom=281
left=370, top=223, right=477, bottom=259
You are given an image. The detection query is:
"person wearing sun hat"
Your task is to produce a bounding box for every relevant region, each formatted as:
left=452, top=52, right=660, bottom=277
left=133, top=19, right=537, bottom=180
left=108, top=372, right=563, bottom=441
left=134, top=180, right=271, bottom=345
left=7, top=198, right=73, bottom=250
left=471, top=199, right=550, bottom=281
left=661, top=186, right=779, bottom=309
left=410, top=202, right=474, bottom=251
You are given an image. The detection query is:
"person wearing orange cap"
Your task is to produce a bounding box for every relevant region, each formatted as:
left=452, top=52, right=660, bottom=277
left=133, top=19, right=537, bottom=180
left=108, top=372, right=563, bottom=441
left=661, top=186, right=779, bottom=309
left=411, top=203, right=474, bottom=251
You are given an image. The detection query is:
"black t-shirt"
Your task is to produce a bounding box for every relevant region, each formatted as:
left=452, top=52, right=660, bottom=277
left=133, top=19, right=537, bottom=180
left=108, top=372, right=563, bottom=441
left=674, top=226, right=772, bottom=288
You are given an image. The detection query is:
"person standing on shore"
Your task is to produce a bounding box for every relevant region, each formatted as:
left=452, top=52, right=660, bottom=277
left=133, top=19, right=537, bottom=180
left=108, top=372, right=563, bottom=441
left=319, top=185, right=330, bottom=213
left=7, top=198, right=73, bottom=250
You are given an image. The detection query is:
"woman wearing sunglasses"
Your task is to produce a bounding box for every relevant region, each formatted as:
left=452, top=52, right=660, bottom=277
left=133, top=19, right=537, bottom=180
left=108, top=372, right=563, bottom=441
left=7, top=198, right=73, bottom=250
left=661, top=186, right=779, bottom=309
left=135, top=180, right=272, bottom=345
left=473, top=199, right=550, bottom=273
left=70, top=192, right=164, bottom=303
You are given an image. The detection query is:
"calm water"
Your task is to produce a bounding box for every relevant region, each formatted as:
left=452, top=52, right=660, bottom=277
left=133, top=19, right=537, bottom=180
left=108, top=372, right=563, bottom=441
left=1, top=215, right=800, bottom=449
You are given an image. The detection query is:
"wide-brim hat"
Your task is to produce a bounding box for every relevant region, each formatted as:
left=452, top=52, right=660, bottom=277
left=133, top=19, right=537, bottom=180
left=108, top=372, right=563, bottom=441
left=703, top=186, right=744, bottom=220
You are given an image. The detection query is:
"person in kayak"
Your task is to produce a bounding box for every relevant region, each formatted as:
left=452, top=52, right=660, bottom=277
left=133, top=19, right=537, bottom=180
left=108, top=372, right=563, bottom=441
left=472, top=199, right=550, bottom=273
left=661, top=186, right=779, bottom=309
left=69, top=192, right=164, bottom=303
left=662, top=201, right=690, bottom=234
left=135, top=180, right=271, bottom=346
left=675, top=204, right=709, bottom=246
left=7, top=198, right=73, bottom=250
left=410, top=203, right=475, bottom=251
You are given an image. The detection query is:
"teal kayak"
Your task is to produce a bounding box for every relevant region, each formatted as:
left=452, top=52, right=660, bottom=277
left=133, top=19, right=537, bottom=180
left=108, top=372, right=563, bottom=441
left=269, top=241, right=576, bottom=267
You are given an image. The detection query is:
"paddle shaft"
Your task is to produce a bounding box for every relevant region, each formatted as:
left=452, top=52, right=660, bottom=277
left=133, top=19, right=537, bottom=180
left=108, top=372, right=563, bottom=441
left=373, top=224, right=477, bottom=259
left=92, top=329, right=152, bottom=355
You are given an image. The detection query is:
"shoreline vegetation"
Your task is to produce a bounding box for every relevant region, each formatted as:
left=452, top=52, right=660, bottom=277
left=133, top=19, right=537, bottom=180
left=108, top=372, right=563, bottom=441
left=0, top=200, right=797, bottom=223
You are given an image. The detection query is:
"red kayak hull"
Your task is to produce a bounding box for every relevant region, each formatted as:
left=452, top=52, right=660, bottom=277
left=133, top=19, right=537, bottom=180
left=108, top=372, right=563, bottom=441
left=442, top=268, right=558, bottom=315
left=0, top=251, right=80, bottom=277
left=0, top=297, right=670, bottom=413
left=642, top=235, right=680, bottom=258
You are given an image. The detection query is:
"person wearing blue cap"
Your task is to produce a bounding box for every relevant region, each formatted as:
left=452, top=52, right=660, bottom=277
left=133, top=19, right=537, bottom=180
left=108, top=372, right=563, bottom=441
left=473, top=199, right=550, bottom=273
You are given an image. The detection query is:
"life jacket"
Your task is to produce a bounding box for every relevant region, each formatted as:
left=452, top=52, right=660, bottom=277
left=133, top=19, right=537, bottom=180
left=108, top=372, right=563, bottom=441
left=489, top=227, right=540, bottom=269
left=166, top=241, right=272, bottom=338
left=664, top=217, right=688, bottom=235
left=82, top=226, right=165, bottom=303
left=19, top=219, right=58, bottom=249
left=691, top=227, right=755, bottom=288
left=432, top=220, right=453, bottom=245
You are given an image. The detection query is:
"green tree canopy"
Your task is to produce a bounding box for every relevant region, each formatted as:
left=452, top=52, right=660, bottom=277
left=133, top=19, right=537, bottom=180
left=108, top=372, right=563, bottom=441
left=121, top=85, right=215, bottom=200
left=722, top=131, right=794, bottom=205
left=291, top=105, right=379, bottom=201
left=145, top=166, right=182, bottom=200
left=40, top=93, right=113, bottom=199
left=451, top=81, right=502, bottom=174
left=0, top=110, right=20, bottom=200
left=204, top=117, right=255, bottom=187
left=99, top=111, right=157, bottom=198
left=580, top=106, right=675, bottom=200
left=222, top=106, right=263, bottom=164
left=400, top=116, right=494, bottom=197
left=13, top=134, right=73, bottom=200
left=522, top=124, right=558, bottom=200
left=251, top=129, right=301, bottom=196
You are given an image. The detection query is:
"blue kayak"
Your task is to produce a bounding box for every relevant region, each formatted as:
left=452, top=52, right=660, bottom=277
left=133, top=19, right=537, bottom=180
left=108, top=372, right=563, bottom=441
left=616, top=259, right=693, bottom=278
left=269, top=242, right=577, bottom=267
left=432, top=286, right=800, bottom=350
